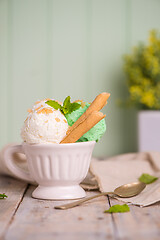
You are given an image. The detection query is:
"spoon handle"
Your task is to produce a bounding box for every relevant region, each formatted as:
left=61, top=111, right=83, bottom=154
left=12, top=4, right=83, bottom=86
left=54, top=192, right=114, bottom=210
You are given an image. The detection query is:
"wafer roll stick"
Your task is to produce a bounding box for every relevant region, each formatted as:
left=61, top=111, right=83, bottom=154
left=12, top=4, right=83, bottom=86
left=61, top=111, right=106, bottom=144
left=66, top=92, right=110, bottom=135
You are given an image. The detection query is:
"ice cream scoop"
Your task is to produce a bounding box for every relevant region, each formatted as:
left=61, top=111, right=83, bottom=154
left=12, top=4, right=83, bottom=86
left=21, top=93, right=109, bottom=145
left=21, top=99, right=69, bottom=144
left=65, top=102, right=106, bottom=142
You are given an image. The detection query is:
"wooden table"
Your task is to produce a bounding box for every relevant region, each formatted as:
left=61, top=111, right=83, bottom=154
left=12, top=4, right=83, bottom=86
left=0, top=175, right=160, bottom=240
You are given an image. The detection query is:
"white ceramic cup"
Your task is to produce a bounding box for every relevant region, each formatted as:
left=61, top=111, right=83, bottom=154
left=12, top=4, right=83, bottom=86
left=4, top=141, right=96, bottom=200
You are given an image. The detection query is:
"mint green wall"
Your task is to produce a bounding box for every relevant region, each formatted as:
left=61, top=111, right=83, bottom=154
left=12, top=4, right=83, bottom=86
left=1, top=0, right=160, bottom=157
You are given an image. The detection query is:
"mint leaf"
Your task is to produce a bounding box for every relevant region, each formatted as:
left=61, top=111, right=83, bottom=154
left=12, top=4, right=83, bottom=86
left=139, top=173, right=158, bottom=184
left=46, top=100, right=62, bottom=110
left=62, top=96, right=71, bottom=114
left=62, top=108, right=69, bottom=114
left=69, top=102, right=81, bottom=113
left=0, top=193, right=7, bottom=199
left=63, top=96, right=81, bottom=114
left=46, top=96, right=81, bottom=115
left=63, top=96, right=71, bottom=109
left=104, top=204, right=130, bottom=213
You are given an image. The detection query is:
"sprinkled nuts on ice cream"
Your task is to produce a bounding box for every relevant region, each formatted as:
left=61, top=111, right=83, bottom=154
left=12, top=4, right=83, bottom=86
left=21, top=99, right=69, bottom=144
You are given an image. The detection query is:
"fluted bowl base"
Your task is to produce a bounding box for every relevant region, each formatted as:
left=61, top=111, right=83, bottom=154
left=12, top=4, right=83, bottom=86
left=32, top=185, right=86, bottom=200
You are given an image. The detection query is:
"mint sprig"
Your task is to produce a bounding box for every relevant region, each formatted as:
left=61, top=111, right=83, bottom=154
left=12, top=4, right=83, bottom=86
left=138, top=173, right=158, bottom=184
left=46, top=96, right=81, bottom=115
left=46, top=100, right=62, bottom=110
left=104, top=204, right=130, bottom=213
left=0, top=193, right=7, bottom=199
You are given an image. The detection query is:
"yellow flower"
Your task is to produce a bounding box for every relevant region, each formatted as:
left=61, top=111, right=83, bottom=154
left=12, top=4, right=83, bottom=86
left=143, top=49, right=152, bottom=68
left=140, top=91, right=155, bottom=108
left=152, top=57, right=159, bottom=75
left=129, top=86, right=142, bottom=100
left=149, top=30, right=157, bottom=45
left=149, top=30, right=160, bottom=53
left=143, top=49, right=160, bottom=76
left=148, top=45, right=154, bottom=55
left=124, top=29, right=160, bottom=109
left=140, top=77, right=150, bottom=87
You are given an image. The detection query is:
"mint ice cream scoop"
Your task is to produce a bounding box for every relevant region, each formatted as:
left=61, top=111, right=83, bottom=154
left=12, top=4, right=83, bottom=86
left=65, top=102, right=106, bottom=142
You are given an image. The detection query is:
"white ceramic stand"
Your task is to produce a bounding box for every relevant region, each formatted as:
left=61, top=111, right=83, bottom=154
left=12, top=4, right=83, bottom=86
left=32, top=185, right=86, bottom=200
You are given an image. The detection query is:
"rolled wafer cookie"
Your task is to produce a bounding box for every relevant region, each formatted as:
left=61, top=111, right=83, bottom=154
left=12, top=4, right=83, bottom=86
left=66, top=92, right=110, bottom=136
left=60, top=111, right=106, bottom=144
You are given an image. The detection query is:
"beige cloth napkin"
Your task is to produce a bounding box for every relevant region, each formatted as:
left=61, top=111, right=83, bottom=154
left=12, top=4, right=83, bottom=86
left=1, top=144, right=160, bottom=206
left=90, top=153, right=160, bottom=207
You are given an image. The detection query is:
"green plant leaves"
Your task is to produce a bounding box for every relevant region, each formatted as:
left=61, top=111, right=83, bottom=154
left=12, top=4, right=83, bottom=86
left=123, top=29, right=160, bottom=110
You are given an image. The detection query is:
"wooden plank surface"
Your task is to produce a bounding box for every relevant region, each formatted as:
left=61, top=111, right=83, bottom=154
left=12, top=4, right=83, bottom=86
left=4, top=185, right=115, bottom=240
left=0, top=176, right=28, bottom=238
left=1, top=175, right=160, bottom=240
left=109, top=197, right=160, bottom=240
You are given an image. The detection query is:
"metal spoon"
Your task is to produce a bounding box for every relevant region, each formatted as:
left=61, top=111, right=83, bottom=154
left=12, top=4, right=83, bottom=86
left=54, top=182, right=146, bottom=210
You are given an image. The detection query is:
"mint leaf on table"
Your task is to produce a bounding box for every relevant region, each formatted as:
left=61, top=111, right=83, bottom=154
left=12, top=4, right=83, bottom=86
left=46, top=96, right=81, bottom=115
left=0, top=193, right=7, bottom=199
left=138, top=173, right=158, bottom=184
left=104, top=204, right=130, bottom=213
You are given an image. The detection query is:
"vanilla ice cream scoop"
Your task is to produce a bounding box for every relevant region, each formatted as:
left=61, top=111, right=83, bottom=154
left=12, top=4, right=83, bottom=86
left=21, top=99, right=69, bottom=144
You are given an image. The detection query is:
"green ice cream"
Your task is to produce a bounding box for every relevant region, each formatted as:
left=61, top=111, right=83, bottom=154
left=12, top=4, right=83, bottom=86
left=65, top=102, right=106, bottom=142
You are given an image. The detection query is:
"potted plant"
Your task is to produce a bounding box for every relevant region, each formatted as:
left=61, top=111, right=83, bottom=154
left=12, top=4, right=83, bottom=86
left=124, top=30, right=160, bottom=152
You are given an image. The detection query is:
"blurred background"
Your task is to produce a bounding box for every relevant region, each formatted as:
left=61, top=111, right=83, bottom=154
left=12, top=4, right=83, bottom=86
left=0, top=0, right=160, bottom=157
